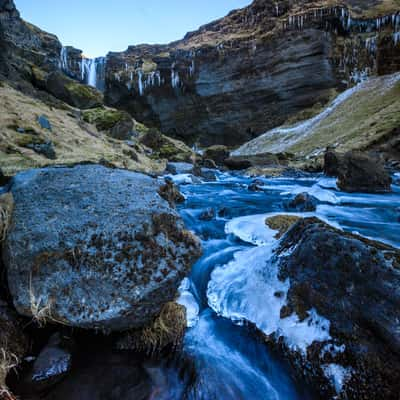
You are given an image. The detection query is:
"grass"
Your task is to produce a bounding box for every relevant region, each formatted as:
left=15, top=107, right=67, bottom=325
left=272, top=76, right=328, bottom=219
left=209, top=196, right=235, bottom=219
left=266, top=215, right=300, bottom=238
left=0, top=193, right=13, bottom=243
left=117, top=302, right=186, bottom=356
left=82, top=107, right=127, bottom=131
left=0, top=348, right=19, bottom=400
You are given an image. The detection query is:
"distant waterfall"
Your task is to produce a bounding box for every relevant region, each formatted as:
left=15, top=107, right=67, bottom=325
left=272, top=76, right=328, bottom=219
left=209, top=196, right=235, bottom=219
left=59, top=46, right=106, bottom=91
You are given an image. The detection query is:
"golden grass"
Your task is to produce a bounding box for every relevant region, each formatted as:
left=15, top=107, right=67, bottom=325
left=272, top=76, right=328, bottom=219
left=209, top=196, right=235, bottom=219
left=0, top=193, right=13, bottom=243
left=117, top=302, right=187, bottom=356
left=266, top=215, right=301, bottom=238
left=0, top=348, right=19, bottom=400
left=0, top=83, right=165, bottom=176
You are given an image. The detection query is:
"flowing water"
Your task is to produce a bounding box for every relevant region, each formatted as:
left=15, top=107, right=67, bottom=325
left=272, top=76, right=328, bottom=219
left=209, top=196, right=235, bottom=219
left=160, top=170, right=400, bottom=399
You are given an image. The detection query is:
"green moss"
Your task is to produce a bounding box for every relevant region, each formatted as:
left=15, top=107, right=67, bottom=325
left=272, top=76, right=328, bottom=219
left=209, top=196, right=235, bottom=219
left=66, top=82, right=102, bottom=103
left=82, top=108, right=126, bottom=131
left=134, top=121, right=151, bottom=135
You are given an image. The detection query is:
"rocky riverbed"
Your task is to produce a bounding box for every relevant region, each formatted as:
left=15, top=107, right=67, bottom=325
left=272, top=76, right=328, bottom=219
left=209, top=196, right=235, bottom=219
left=2, top=165, right=399, bottom=399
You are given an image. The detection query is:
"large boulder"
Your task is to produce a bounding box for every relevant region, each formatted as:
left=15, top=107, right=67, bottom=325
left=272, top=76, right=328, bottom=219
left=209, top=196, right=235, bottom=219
left=45, top=72, right=103, bottom=110
left=284, top=192, right=318, bottom=212
left=82, top=107, right=133, bottom=140
left=275, top=217, right=400, bottom=399
left=2, top=165, right=201, bottom=332
left=323, top=148, right=342, bottom=176
left=203, top=146, right=230, bottom=166
left=337, top=151, right=392, bottom=193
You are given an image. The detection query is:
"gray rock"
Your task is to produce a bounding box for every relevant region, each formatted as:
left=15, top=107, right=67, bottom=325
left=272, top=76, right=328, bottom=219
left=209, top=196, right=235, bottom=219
left=37, top=115, right=52, bottom=131
left=26, top=141, right=56, bottom=159
left=285, top=192, right=318, bottom=212
left=276, top=217, right=400, bottom=399
left=29, top=333, right=74, bottom=391
left=337, top=151, right=392, bottom=193
left=3, top=165, right=201, bottom=332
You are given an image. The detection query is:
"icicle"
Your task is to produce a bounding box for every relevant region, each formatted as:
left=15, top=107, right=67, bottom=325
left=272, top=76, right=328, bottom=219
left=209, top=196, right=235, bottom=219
left=138, top=70, right=144, bottom=95
left=189, top=60, right=195, bottom=76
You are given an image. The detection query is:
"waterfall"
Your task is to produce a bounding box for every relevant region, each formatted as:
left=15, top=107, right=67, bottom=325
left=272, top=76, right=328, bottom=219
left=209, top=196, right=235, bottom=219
left=80, top=57, right=106, bottom=90
left=60, top=46, right=68, bottom=72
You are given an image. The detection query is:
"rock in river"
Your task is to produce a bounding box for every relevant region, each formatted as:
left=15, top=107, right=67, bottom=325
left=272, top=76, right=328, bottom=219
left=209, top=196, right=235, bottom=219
left=276, top=217, right=400, bottom=399
left=2, top=165, right=201, bottom=332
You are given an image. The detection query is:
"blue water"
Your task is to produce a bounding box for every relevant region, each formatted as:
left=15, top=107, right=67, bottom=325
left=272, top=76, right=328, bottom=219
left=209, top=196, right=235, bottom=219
left=156, top=171, right=400, bottom=399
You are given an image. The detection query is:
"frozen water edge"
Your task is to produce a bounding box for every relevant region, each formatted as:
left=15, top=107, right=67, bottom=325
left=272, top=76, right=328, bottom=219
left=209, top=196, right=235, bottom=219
left=322, top=364, right=353, bottom=395
left=207, top=242, right=331, bottom=355
left=177, top=278, right=200, bottom=328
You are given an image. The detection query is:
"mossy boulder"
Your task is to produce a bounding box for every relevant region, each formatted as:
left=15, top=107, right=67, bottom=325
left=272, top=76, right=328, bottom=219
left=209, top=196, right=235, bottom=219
left=265, top=214, right=300, bottom=238
left=16, top=134, right=56, bottom=159
left=82, top=107, right=133, bottom=140
left=3, top=165, right=201, bottom=332
left=45, top=72, right=103, bottom=109
left=203, top=145, right=230, bottom=166
left=140, top=129, right=192, bottom=162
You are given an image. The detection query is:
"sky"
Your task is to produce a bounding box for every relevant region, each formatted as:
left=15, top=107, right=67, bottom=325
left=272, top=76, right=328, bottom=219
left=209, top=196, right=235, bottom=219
left=15, top=0, right=252, bottom=58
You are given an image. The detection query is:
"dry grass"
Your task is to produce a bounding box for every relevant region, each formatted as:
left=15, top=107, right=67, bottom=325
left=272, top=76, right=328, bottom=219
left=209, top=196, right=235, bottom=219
left=266, top=215, right=301, bottom=238
left=0, top=348, right=19, bottom=400
left=116, top=302, right=187, bottom=356
left=0, top=193, right=13, bottom=243
left=0, top=83, right=165, bottom=176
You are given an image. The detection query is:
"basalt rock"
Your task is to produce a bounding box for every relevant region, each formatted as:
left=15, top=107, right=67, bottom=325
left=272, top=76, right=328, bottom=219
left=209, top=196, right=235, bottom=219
left=337, top=151, right=392, bottom=193
left=324, top=148, right=342, bottom=176
left=45, top=72, right=103, bottom=109
left=275, top=217, right=400, bottom=399
left=2, top=165, right=201, bottom=332
left=103, top=1, right=400, bottom=147
left=203, top=146, right=230, bottom=166
left=285, top=192, right=318, bottom=212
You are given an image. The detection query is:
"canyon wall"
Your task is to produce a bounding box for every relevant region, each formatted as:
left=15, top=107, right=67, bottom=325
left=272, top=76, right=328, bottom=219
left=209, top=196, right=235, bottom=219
left=102, top=0, right=400, bottom=146
left=1, top=0, right=400, bottom=147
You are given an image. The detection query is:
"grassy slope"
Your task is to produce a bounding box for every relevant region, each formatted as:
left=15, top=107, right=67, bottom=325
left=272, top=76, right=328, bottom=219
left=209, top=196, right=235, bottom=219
left=234, top=73, right=400, bottom=159
left=0, top=83, right=166, bottom=176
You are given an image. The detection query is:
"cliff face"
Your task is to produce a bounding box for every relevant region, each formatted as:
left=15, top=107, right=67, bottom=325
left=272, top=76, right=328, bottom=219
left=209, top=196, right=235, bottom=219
left=104, top=0, right=400, bottom=146
left=0, top=0, right=61, bottom=81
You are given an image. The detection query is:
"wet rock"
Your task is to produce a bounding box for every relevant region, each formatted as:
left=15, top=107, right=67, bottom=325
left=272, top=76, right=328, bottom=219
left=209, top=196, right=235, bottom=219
left=324, top=149, right=342, bottom=177
left=26, top=141, right=56, bottom=160
left=158, top=180, right=185, bottom=207
left=276, top=217, right=400, bottom=399
left=265, top=215, right=300, bottom=238
left=37, top=115, right=52, bottom=131
left=248, top=179, right=264, bottom=192
left=203, top=146, right=230, bottom=166
left=285, top=192, right=318, bottom=212
left=224, top=157, right=252, bottom=170
left=199, top=208, right=216, bottom=221
left=45, top=72, right=103, bottom=109
left=337, top=151, right=392, bottom=193
left=198, top=168, right=217, bottom=182
left=115, top=302, right=186, bottom=355
left=28, top=333, right=74, bottom=392
left=24, top=349, right=152, bottom=400
left=3, top=165, right=201, bottom=332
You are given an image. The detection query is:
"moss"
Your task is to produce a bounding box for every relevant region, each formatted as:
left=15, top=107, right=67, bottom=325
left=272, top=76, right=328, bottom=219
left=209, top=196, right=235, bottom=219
left=134, top=121, right=151, bottom=135
left=65, top=82, right=102, bottom=104
left=82, top=107, right=127, bottom=131
left=266, top=215, right=301, bottom=238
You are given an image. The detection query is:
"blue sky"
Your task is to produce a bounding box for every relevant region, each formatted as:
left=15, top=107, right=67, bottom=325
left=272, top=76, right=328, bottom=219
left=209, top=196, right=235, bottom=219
left=15, top=0, right=252, bottom=57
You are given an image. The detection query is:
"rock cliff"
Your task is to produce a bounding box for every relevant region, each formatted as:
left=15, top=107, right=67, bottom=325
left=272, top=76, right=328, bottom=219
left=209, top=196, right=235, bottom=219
left=103, top=0, right=400, bottom=146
